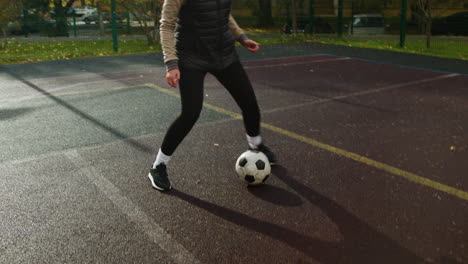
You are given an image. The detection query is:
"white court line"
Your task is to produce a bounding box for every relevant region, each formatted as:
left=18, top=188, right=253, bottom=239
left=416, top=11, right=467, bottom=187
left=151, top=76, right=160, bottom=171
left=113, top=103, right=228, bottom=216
left=0, top=55, right=340, bottom=103
left=65, top=150, right=201, bottom=264
left=242, top=54, right=324, bottom=64
left=0, top=76, right=142, bottom=104
left=262, top=73, right=459, bottom=114
left=244, top=57, right=351, bottom=69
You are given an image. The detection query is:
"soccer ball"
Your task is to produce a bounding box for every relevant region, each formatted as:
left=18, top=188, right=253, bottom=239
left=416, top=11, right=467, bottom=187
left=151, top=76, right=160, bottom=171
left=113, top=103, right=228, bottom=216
left=235, top=150, right=271, bottom=186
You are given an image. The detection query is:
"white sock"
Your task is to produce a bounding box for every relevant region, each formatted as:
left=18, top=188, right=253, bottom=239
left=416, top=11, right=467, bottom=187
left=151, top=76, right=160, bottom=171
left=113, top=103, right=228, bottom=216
left=153, top=149, right=171, bottom=168
left=246, top=134, right=262, bottom=149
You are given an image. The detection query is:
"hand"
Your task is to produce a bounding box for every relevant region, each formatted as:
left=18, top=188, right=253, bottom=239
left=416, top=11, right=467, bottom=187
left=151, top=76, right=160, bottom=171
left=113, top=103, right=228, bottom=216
left=166, top=69, right=180, bottom=88
left=242, top=39, right=260, bottom=53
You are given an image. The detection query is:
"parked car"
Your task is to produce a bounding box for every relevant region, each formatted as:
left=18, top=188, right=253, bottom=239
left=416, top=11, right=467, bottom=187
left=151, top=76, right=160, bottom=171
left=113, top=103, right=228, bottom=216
left=431, top=12, right=468, bottom=36
left=348, top=14, right=388, bottom=34
left=71, top=6, right=96, bottom=16
left=82, top=11, right=126, bottom=24
left=81, top=11, right=107, bottom=24
left=7, top=14, right=41, bottom=35
left=281, top=17, right=334, bottom=34
left=7, top=21, right=22, bottom=35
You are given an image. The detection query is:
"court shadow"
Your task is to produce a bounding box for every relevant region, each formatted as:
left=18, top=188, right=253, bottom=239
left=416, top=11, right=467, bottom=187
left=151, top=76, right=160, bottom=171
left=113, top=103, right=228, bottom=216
left=436, top=256, right=463, bottom=264
left=271, top=165, right=429, bottom=263
left=169, top=188, right=337, bottom=262
left=169, top=168, right=429, bottom=263
left=247, top=184, right=303, bottom=207
left=170, top=186, right=429, bottom=263
left=4, top=69, right=153, bottom=154
left=0, top=108, right=34, bottom=121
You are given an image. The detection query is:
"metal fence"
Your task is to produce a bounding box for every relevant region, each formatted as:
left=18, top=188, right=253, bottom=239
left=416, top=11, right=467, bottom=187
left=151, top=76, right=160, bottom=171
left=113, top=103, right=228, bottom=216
left=2, top=0, right=468, bottom=61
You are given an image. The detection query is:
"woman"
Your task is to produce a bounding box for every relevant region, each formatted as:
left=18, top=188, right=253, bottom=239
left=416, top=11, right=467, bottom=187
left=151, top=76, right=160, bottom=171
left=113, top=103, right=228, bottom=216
left=148, top=0, right=277, bottom=191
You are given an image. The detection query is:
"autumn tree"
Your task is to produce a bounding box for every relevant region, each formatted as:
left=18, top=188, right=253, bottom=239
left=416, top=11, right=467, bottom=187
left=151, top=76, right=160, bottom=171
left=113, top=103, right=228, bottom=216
left=410, top=0, right=462, bottom=48
left=257, top=0, right=274, bottom=26
left=278, top=0, right=306, bottom=34
left=353, top=0, right=383, bottom=14
left=0, top=0, right=21, bottom=49
left=118, top=0, right=162, bottom=45
left=22, top=0, right=49, bottom=10
left=21, top=0, right=77, bottom=36
left=52, top=0, right=76, bottom=36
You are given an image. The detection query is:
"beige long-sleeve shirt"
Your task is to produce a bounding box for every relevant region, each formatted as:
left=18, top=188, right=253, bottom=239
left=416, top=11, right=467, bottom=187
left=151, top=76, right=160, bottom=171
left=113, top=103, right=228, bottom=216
left=159, top=0, right=247, bottom=70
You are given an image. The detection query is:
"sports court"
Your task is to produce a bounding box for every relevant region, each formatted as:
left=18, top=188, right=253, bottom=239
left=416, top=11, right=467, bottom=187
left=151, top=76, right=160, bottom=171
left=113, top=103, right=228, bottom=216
left=1, top=44, right=467, bottom=263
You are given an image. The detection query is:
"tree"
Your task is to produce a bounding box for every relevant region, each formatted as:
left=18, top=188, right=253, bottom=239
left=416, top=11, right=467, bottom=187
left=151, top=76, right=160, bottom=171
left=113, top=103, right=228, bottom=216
left=118, top=0, right=162, bottom=45
left=239, top=0, right=273, bottom=27
left=257, top=0, right=273, bottom=26
left=276, top=0, right=294, bottom=32
left=0, top=0, right=21, bottom=49
left=22, top=0, right=49, bottom=10
left=278, top=0, right=306, bottom=34
left=291, top=0, right=297, bottom=33
left=21, top=0, right=77, bottom=36
left=410, top=0, right=461, bottom=48
left=96, top=0, right=105, bottom=36
left=52, top=0, right=76, bottom=36
left=352, top=0, right=383, bottom=14
left=413, top=0, right=432, bottom=48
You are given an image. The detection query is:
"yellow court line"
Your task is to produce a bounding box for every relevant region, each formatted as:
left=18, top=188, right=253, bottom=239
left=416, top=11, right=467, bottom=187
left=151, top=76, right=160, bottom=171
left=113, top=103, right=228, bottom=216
left=146, top=83, right=468, bottom=201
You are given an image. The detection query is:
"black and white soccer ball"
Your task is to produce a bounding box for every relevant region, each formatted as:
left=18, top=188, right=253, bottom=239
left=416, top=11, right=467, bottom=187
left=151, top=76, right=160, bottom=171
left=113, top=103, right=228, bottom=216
left=235, top=150, right=271, bottom=186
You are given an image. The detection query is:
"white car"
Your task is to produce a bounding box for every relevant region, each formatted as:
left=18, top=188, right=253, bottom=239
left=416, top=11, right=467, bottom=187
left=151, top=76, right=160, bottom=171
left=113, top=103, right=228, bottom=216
left=348, top=14, right=389, bottom=35
left=71, top=6, right=96, bottom=16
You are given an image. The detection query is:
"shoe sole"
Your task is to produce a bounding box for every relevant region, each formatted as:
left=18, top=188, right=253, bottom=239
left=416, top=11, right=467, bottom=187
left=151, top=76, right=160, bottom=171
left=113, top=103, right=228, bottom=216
left=148, top=173, right=172, bottom=191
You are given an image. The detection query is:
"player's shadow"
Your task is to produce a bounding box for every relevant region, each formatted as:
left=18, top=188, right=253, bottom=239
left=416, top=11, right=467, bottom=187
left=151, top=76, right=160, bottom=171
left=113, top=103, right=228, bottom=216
left=436, top=256, right=463, bottom=264
left=271, top=165, right=429, bottom=263
left=170, top=167, right=429, bottom=264
left=0, top=108, right=34, bottom=121
left=247, top=184, right=303, bottom=207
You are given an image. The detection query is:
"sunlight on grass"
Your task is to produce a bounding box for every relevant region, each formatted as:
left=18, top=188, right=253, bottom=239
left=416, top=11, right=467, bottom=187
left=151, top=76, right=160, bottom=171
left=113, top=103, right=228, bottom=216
left=313, top=37, right=468, bottom=60
left=0, top=34, right=466, bottom=65
left=0, top=39, right=161, bottom=65
left=244, top=27, right=280, bottom=35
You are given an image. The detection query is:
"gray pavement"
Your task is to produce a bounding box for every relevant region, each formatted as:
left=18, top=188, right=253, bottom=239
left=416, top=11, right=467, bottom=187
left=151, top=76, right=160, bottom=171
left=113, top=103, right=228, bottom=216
left=1, top=44, right=467, bottom=264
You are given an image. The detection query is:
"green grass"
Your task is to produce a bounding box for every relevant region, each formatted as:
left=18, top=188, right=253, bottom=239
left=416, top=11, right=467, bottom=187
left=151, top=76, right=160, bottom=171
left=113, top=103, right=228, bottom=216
left=1, top=33, right=467, bottom=65
left=304, top=36, right=467, bottom=60
left=244, top=30, right=468, bottom=61
left=0, top=39, right=161, bottom=65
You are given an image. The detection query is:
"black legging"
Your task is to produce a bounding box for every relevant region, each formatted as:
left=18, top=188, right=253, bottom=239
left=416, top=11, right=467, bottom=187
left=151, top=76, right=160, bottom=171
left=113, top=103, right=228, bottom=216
left=161, top=60, right=260, bottom=156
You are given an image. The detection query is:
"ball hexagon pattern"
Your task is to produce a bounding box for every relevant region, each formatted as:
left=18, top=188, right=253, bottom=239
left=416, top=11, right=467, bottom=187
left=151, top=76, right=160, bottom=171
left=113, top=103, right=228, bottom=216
left=235, top=150, right=271, bottom=186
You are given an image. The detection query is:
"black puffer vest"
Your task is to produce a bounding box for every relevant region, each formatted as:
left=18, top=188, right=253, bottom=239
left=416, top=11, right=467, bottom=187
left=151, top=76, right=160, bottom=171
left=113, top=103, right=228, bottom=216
left=176, top=0, right=239, bottom=71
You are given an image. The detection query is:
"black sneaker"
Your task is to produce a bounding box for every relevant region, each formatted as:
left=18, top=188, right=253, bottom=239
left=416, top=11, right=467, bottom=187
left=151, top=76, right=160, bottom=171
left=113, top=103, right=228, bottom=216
left=251, top=144, right=278, bottom=165
left=148, top=164, right=172, bottom=191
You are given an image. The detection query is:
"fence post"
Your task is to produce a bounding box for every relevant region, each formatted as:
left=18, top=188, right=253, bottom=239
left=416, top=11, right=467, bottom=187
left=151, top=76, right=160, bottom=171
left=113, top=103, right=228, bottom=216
left=73, top=10, right=77, bottom=37
left=400, top=0, right=407, bottom=48
left=286, top=3, right=291, bottom=34
left=337, top=0, right=344, bottom=38
left=351, top=0, right=354, bottom=34
left=23, top=9, right=29, bottom=38
left=127, top=12, right=131, bottom=35
left=111, top=0, right=118, bottom=52
left=308, top=0, right=315, bottom=34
